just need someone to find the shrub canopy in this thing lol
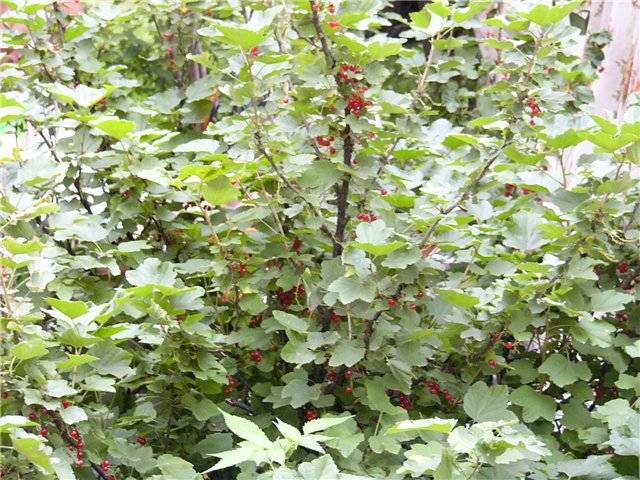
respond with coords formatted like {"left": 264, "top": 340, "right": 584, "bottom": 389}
{"left": 1, "top": 1, "right": 639, "bottom": 479}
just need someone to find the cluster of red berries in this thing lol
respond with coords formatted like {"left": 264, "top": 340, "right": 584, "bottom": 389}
{"left": 504, "top": 183, "right": 517, "bottom": 197}
{"left": 166, "top": 47, "right": 175, "bottom": 66}
{"left": 229, "top": 262, "right": 248, "bottom": 275}
{"left": 526, "top": 97, "right": 541, "bottom": 125}
{"left": 249, "top": 350, "right": 263, "bottom": 363}
{"left": 316, "top": 135, "right": 337, "bottom": 155}
{"left": 617, "top": 261, "right": 630, "bottom": 274}
{"left": 278, "top": 285, "right": 305, "bottom": 306}
{"left": 356, "top": 212, "right": 377, "bottom": 222}
{"left": 66, "top": 428, "right": 88, "bottom": 466}
{"left": 425, "top": 380, "right": 456, "bottom": 405}
{"left": 398, "top": 394, "right": 412, "bottom": 410}
{"left": 223, "top": 376, "right": 238, "bottom": 396}
{"left": 337, "top": 63, "right": 362, "bottom": 83}
{"left": 346, "top": 91, "right": 371, "bottom": 117}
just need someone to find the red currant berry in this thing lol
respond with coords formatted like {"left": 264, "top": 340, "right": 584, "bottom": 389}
{"left": 40, "top": 427, "right": 49, "bottom": 437}
{"left": 136, "top": 436, "right": 146, "bottom": 446}
{"left": 250, "top": 350, "right": 263, "bottom": 363}
{"left": 345, "top": 386, "right": 353, "bottom": 394}
{"left": 488, "top": 359, "right": 498, "bottom": 368}
{"left": 617, "top": 261, "right": 630, "bottom": 274}
{"left": 504, "top": 341, "right": 514, "bottom": 350}
{"left": 345, "top": 369, "right": 353, "bottom": 377}
{"left": 306, "top": 409, "right": 318, "bottom": 421}
{"left": 387, "top": 298, "right": 397, "bottom": 307}
{"left": 62, "top": 399, "right": 71, "bottom": 409}
{"left": 101, "top": 459, "right": 110, "bottom": 470}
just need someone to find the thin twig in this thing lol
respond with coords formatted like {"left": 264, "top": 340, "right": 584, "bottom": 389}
{"left": 254, "top": 132, "right": 339, "bottom": 246}
{"left": 309, "top": 1, "right": 335, "bottom": 68}
{"left": 30, "top": 121, "right": 93, "bottom": 214}
{"left": 414, "top": 33, "right": 440, "bottom": 105}
{"left": 419, "top": 146, "right": 506, "bottom": 247}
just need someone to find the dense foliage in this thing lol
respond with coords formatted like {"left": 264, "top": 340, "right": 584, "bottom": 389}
{"left": 1, "top": 0, "right": 639, "bottom": 479}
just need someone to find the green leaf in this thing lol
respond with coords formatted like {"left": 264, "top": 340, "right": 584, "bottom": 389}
{"left": 443, "top": 133, "right": 478, "bottom": 149}
{"left": 45, "top": 297, "right": 88, "bottom": 319}
{"left": 204, "top": 446, "right": 257, "bottom": 472}
{"left": 463, "top": 382, "right": 515, "bottom": 422}
{"left": 117, "top": 240, "right": 153, "bottom": 253}
{"left": 538, "top": 354, "right": 591, "bottom": 387}
{"left": 189, "top": 398, "right": 219, "bottom": 422}
{"left": 89, "top": 116, "right": 136, "bottom": 139}
{"left": 64, "top": 21, "right": 89, "bottom": 41}
{"left": 281, "top": 338, "right": 315, "bottom": 364}
{"left": 327, "top": 276, "right": 376, "bottom": 304}
{"left": 56, "top": 354, "right": 99, "bottom": 371}
{"left": 199, "top": 24, "right": 266, "bottom": 49}
{"left": 73, "top": 85, "right": 107, "bottom": 108}
{"left": 11, "top": 339, "right": 48, "bottom": 361}
{"left": 46, "top": 380, "right": 77, "bottom": 398}
{"left": 590, "top": 290, "right": 634, "bottom": 313}
{"left": 125, "top": 258, "right": 176, "bottom": 287}
{"left": 367, "top": 40, "right": 404, "bottom": 60}
{"left": 435, "top": 289, "right": 479, "bottom": 310}
{"left": 504, "top": 144, "right": 544, "bottom": 165}
{"left": 273, "top": 310, "right": 308, "bottom": 333}
{"left": 0, "top": 416, "right": 36, "bottom": 432}
{"left": 386, "top": 418, "right": 457, "bottom": 434}
{"left": 520, "top": 0, "right": 582, "bottom": 25}
{"left": 298, "top": 455, "right": 339, "bottom": 480}
{"left": 328, "top": 341, "right": 365, "bottom": 367}
{"left": 202, "top": 175, "right": 239, "bottom": 205}
{"left": 503, "top": 212, "right": 550, "bottom": 251}
{"left": 11, "top": 436, "right": 54, "bottom": 474}
{"left": 355, "top": 219, "right": 392, "bottom": 243}
{"left": 303, "top": 416, "right": 353, "bottom": 434}
{"left": 2, "top": 238, "right": 44, "bottom": 254}
{"left": 365, "top": 379, "right": 404, "bottom": 415}
{"left": 173, "top": 139, "right": 220, "bottom": 153}
{"left": 219, "top": 410, "right": 272, "bottom": 449}
{"left": 351, "top": 241, "right": 405, "bottom": 256}
{"left": 570, "top": 315, "right": 615, "bottom": 348}
{"left": 239, "top": 294, "right": 267, "bottom": 315}
{"left": 60, "top": 406, "right": 88, "bottom": 424}
{"left": 511, "top": 386, "right": 556, "bottom": 422}
{"left": 157, "top": 454, "right": 199, "bottom": 480}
